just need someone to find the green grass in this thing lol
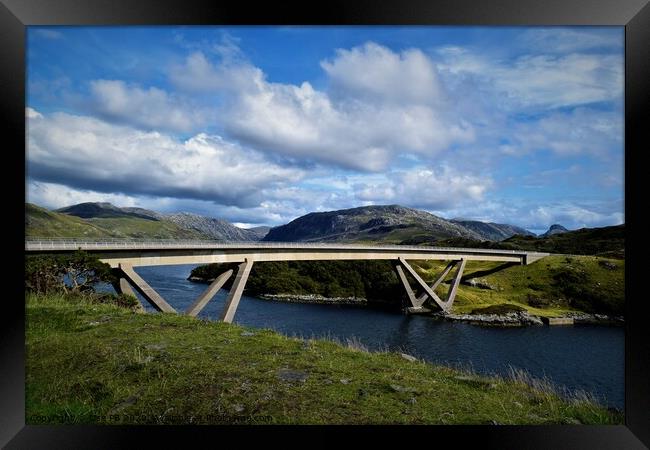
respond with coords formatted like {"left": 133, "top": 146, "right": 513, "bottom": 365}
{"left": 411, "top": 255, "right": 624, "bottom": 317}
{"left": 26, "top": 292, "right": 622, "bottom": 425}
{"left": 25, "top": 203, "right": 209, "bottom": 240}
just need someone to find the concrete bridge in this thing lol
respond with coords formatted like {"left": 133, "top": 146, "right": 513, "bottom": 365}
{"left": 25, "top": 239, "right": 549, "bottom": 323}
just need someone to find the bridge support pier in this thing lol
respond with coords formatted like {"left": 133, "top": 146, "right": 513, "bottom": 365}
{"left": 219, "top": 259, "right": 254, "bottom": 324}
{"left": 392, "top": 261, "right": 419, "bottom": 308}
{"left": 396, "top": 258, "right": 466, "bottom": 313}
{"left": 185, "top": 269, "right": 234, "bottom": 317}
{"left": 118, "top": 263, "right": 177, "bottom": 313}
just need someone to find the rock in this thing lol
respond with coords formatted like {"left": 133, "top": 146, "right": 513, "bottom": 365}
{"left": 564, "top": 418, "right": 582, "bottom": 425}
{"left": 107, "top": 395, "right": 139, "bottom": 415}
{"left": 340, "top": 378, "right": 351, "bottom": 384}
{"left": 240, "top": 331, "right": 256, "bottom": 337}
{"left": 598, "top": 260, "right": 617, "bottom": 270}
{"left": 390, "top": 384, "right": 417, "bottom": 393}
{"left": 407, "top": 397, "right": 417, "bottom": 405}
{"left": 277, "top": 369, "right": 309, "bottom": 383}
{"left": 144, "top": 343, "right": 166, "bottom": 351}
{"left": 232, "top": 404, "right": 245, "bottom": 413}
{"left": 400, "top": 353, "right": 417, "bottom": 362}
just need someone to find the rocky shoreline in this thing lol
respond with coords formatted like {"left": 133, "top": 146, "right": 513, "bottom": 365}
{"left": 431, "top": 311, "right": 624, "bottom": 327}
{"left": 258, "top": 293, "right": 368, "bottom": 305}
{"left": 188, "top": 277, "right": 623, "bottom": 327}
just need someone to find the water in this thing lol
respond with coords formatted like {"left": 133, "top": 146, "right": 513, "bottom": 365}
{"left": 106, "top": 264, "right": 624, "bottom": 410}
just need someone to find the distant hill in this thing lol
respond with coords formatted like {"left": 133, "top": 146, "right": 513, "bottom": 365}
{"left": 429, "top": 224, "right": 624, "bottom": 258}
{"left": 263, "top": 204, "right": 484, "bottom": 243}
{"left": 27, "top": 202, "right": 269, "bottom": 241}
{"left": 56, "top": 202, "right": 162, "bottom": 220}
{"left": 247, "top": 226, "right": 271, "bottom": 240}
{"left": 165, "top": 213, "right": 267, "bottom": 241}
{"left": 450, "top": 219, "right": 535, "bottom": 241}
{"left": 26, "top": 203, "right": 209, "bottom": 240}
{"left": 540, "top": 224, "right": 569, "bottom": 238}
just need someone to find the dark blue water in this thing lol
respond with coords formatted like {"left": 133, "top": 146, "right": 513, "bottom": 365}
{"left": 108, "top": 264, "right": 624, "bottom": 410}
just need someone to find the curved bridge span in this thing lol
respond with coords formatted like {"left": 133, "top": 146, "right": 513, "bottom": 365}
{"left": 25, "top": 239, "right": 549, "bottom": 322}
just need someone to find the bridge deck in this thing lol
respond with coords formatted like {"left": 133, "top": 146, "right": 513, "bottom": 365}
{"left": 25, "top": 240, "right": 549, "bottom": 267}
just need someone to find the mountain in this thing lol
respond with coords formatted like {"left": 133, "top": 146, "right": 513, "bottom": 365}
{"left": 32, "top": 202, "right": 267, "bottom": 241}
{"left": 56, "top": 202, "right": 162, "bottom": 220}
{"left": 247, "top": 226, "right": 271, "bottom": 240}
{"left": 540, "top": 224, "right": 569, "bottom": 237}
{"left": 164, "top": 213, "right": 266, "bottom": 241}
{"left": 263, "top": 204, "right": 484, "bottom": 244}
{"left": 26, "top": 203, "right": 209, "bottom": 240}
{"left": 450, "top": 219, "right": 536, "bottom": 241}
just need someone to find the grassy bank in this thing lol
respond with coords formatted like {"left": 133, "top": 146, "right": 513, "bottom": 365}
{"left": 190, "top": 255, "right": 624, "bottom": 318}
{"left": 415, "top": 255, "right": 624, "bottom": 317}
{"left": 26, "top": 292, "right": 622, "bottom": 425}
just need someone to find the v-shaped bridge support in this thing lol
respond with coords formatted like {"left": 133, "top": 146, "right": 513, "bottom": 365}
{"left": 394, "top": 257, "right": 467, "bottom": 313}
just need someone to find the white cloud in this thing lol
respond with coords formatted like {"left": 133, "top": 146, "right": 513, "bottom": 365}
{"left": 436, "top": 48, "right": 623, "bottom": 110}
{"left": 26, "top": 109, "right": 303, "bottom": 208}
{"left": 88, "top": 80, "right": 212, "bottom": 132}
{"left": 523, "top": 203, "right": 624, "bottom": 230}
{"left": 503, "top": 107, "right": 623, "bottom": 157}
{"left": 170, "top": 43, "right": 475, "bottom": 171}
{"left": 27, "top": 181, "right": 140, "bottom": 210}
{"left": 521, "top": 28, "right": 623, "bottom": 53}
{"left": 26, "top": 107, "right": 42, "bottom": 119}
{"left": 169, "top": 51, "right": 264, "bottom": 93}
{"left": 354, "top": 166, "right": 493, "bottom": 210}
{"left": 321, "top": 42, "right": 443, "bottom": 105}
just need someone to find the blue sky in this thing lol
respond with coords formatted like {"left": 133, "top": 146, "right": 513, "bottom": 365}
{"left": 25, "top": 26, "right": 624, "bottom": 233}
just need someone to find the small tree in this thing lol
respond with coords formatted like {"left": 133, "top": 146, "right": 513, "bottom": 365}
{"left": 25, "top": 250, "right": 117, "bottom": 295}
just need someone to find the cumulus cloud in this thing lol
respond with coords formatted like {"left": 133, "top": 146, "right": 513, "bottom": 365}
{"left": 27, "top": 181, "right": 141, "bottom": 210}
{"left": 88, "top": 79, "right": 212, "bottom": 133}
{"left": 321, "top": 42, "right": 444, "bottom": 105}
{"left": 26, "top": 108, "right": 303, "bottom": 208}
{"left": 170, "top": 43, "right": 475, "bottom": 171}
{"left": 354, "top": 166, "right": 493, "bottom": 210}
{"left": 169, "top": 51, "right": 264, "bottom": 93}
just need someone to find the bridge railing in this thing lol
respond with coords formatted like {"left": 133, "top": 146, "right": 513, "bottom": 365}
{"left": 24, "top": 237, "right": 539, "bottom": 255}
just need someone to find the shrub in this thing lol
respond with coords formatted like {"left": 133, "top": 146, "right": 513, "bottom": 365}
{"left": 25, "top": 251, "right": 117, "bottom": 295}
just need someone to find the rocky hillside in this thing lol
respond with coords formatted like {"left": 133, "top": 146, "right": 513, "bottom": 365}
{"left": 29, "top": 202, "right": 268, "bottom": 242}
{"left": 263, "top": 204, "right": 484, "bottom": 244}
{"left": 26, "top": 203, "right": 209, "bottom": 240}
{"left": 165, "top": 213, "right": 267, "bottom": 241}
{"left": 450, "top": 219, "right": 535, "bottom": 241}
{"left": 540, "top": 224, "right": 569, "bottom": 237}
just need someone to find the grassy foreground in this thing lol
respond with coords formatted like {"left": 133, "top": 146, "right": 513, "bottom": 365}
{"left": 26, "top": 293, "right": 621, "bottom": 425}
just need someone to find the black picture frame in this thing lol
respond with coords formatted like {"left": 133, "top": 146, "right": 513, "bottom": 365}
{"left": 2, "top": 0, "right": 648, "bottom": 447}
